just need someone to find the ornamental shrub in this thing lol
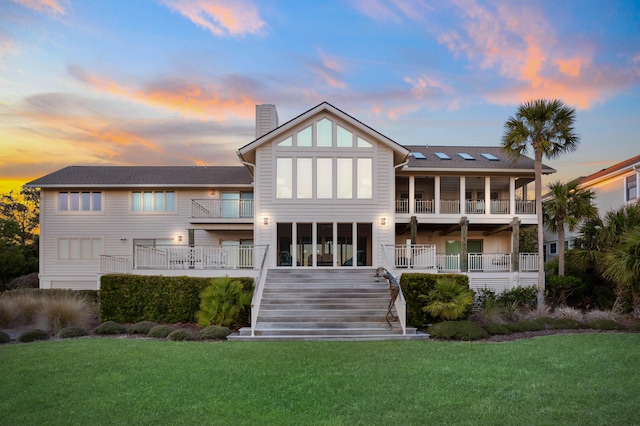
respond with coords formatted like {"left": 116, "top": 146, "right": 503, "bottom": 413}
{"left": 95, "top": 321, "right": 127, "bottom": 335}
{"left": 420, "top": 276, "right": 474, "bottom": 321}
{"left": 497, "top": 286, "right": 537, "bottom": 310}
{"left": 36, "top": 293, "right": 95, "bottom": 333}
{"left": 18, "top": 328, "right": 50, "bottom": 343}
{"left": 196, "top": 276, "right": 253, "bottom": 328}
{"left": 167, "top": 328, "right": 195, "bottom": 341}
{"left": 0, "top": 330, "right": 10, "bottom": 344}
{"left": 147, "top": 325, "right": 175, "bottom": 338}
{"left": 128, "top": 321, "right": 158, "bottom": 335}
{"left": 482, "top": 323, "right": 511, "bottom": 335}
{"left": 427, "top": 320, "right": 488, "bottom": 341}
{"left": 588, "top": 319, "right": 625, "bottom": 330}
{"left": 57, "top": 326, "right": 87, "bottom": 338}
{"left": 199, "top": 325, "right": 230, "bottom": 340}
{"left": 401, "top": 273, "right": 469, "bottom": 327}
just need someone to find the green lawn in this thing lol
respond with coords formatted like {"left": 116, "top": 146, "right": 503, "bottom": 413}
{"left": 1, "top": 334, "right": 639, "bottom": 425}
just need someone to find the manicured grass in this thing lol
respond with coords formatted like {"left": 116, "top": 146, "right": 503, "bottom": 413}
{"left": 1, "top": 334, "right": 639, "bottom": 425}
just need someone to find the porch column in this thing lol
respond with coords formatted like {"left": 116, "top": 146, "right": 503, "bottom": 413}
{"left": 510, "top": 177, "right": 516, "bottom": 215}
{"left": 434, "top": 176, "right": 441, "bottom": 214}
{"left": 460, "top": 217, "right": 469, "bottom": 272}
{"left": 485, "top": 177, "right": 491, "bottom": 215}
{"left": 460, "top": 177, "right": 466, "bottom": 215}
{"left": 409, "top": 176, "right": 415, "bottom": 214}
{"left": 292, "top": 222, "right": 298, "bottom": 267}
{"left": 511, "top": 217, "right": 520, "bottom": 272}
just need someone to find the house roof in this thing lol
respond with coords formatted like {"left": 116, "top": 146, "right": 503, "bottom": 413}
{"left": 403, "top": 145, "right": 555, "bottom": 174}
{"left": 237, "top": 102, "right": 410, "bottom": 166}
{"left": 576, "top": 155, "right": 640, "bottom": 187}
{"left": 25, "top": 166, "right": 253, "bottom": 188}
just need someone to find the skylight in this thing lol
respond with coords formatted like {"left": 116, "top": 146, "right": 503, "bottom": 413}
{"left": 481, "top": 153, "right": 500, "bottom": 161}
{"left": 411, "top": 152, "right": 426, "bottom": 159}
{"left": 458, "top": 153, "right": 475, "bottom": 160}
{"left": 434, "top": 152, "right": 451, "bottom": 160}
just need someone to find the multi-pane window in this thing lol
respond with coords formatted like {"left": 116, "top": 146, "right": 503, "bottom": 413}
{"left": 275, "top": 118, "right": 373, "bottom": 149}
{"left": 550, "top": 243, "right": 557, "bottom": 255}
{"left": 59, "top": 192, "right": 102, "bottom": 212}
{"left": 58, "top": 238, "right": 101, "bottom": 260}
{"left": 626, "top": 175, "right": 637, "bottom": 201}
{"left": 132, "top": 191, "right": 175, "bottom": 211}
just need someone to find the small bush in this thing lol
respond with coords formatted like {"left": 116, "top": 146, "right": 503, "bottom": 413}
{"left": 588, "top": 319, "right": 625, "bottom": 330}
{"left": 583, "top": 309, "right": 619, "bottom": 322}
{"left": 420, "top": 277, "right": 474, "bottom": 321}
{"left": 503, "top": 321, "right": 545, "bottom": 332}
{"left": 199, "top": 325, "right": 230, "bottom": 340}
{"left": 6, "top": 272, "right": 39, "bottom": 290}
{"left": 0, "top": 298, "right": 19, "bottom": 327}
{"left": 0, "top": 331, "right": 10, "bottom": 344}
{"left": 482, "top": 323, "right": 511, "bottom": 335}
{"left": 128, "top": 321, "right": 158, "bottom": 335}
{"left": 631, "top": 323, "right": 640, "bottom": 332}
{"left": 36, "top": 294, "right": 95, "bottom": 333}
{"left": 147, "top": 325, "right": 175, "bottom": 338}
{"left": 196, "top": 276, "right": 253, "bottom": 328}
{"left": 428, "top": 320, "right": 489, "bottom": 341}
{"left": 167, "top": 328, "right": 195, "bottom": 341}
{"left": 551, "top": 318, "right": 587, "bottom": 330}
{"left": 95, "top": 321, "right": 127, "bottom": 335}
{"left": 552, "top": 306, "right": 584, "bottom": 321}
{"left": 18, "top": 329, "right": 50, "bottom": 343}
{"left": 57, "top": 326, "right": 87, "bottom": 338}
{"left": 497, "top": 286, "right": 537, "bottom": 310}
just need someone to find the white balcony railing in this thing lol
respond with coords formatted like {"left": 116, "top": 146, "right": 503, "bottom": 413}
{"left": 385, "top": 244, "right": 437, "bottom": 269}
{"left": 100, "top": 255, "right": 132, "bottom": 274}
{"left": 436, "top": 254, "right": 460, "bottom": 271}
{"left": 393, "top": 198, "right": 536, "bottom": 215}
{"left": 519, "top": 253, "right": 539, "bottom": 271}
{"left": 191, "top": 199, "right": 254, "bottom": 219}
{"left": 131, "top": 245, "right": 265, "bottom": 270}
{"left": 468, "top": 253, "right": 511, "bottom": 272}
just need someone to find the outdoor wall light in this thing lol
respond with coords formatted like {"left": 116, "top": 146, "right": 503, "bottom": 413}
{"left": 178, "top": 235, "right": 183, "bottom": 242}
{"left": 263, "top": 217, "right": 270, "bottom": 225}
{"left": 120, "top": 238, "right": 128, "bottom": 242}
{"left": 380, "top": 217, "right": 387, "bottom": 226}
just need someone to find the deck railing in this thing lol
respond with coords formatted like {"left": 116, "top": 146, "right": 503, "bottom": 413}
{"left": 191, "top": 199, "right": 254, "bottom": 219}
{"left": 436, "top": 254, "right": 460, "bottom": 272}
{"left": 393, "top": 198, "right": 537, "bottom": 215}
{"left": 468, "top": 253, "right": 511, "bottom": 272}
{"left": 100, "top": 255, "right": 132, "bottom": 274}
{"left": 385, "top": 244, "right": 437, "bottom": 269}
{"left": 133, "top": 245, "right": 265, "bottom": 270}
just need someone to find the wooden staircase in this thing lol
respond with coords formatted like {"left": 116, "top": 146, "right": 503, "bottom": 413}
{"left": 230, "top": 268, "right": 429, "bottom": 341}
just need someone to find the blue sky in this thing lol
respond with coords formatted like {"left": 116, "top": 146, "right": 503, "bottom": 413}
{"left": 1, "top": 0, "right": 639, "bottom": 193}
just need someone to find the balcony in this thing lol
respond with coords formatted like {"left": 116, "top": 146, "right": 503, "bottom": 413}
{"left": 395, "top": 198, "right": 536, "bottom": 215}
{"left": 190, "top": 199, "right": 254, "bottom": 221}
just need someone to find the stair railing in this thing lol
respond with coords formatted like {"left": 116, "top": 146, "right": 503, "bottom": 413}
{"left": 377, "top": 250, "right": 407, "bottom": 335}
{"left": 250, "top": 244, "right": 270, "bottom": 337}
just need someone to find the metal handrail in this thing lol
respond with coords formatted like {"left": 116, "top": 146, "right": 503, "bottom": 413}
{"left": 250, "top": 244, "right": 270, "bottom": 337}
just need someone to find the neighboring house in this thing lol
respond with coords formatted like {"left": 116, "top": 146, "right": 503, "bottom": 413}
{"left": 543, "top": 155, "right": 640, "bottom": 261}
{"left": 27, "top": 102, "right": 553, "bottom": 294}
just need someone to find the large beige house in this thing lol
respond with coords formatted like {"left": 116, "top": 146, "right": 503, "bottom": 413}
{"left": 27, "top": 102, "right": 555, "bottom": 337}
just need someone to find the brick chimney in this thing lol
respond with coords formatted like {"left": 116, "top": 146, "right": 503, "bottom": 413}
{"left": 255, "top": 104, "right": 278, "bottom": 139}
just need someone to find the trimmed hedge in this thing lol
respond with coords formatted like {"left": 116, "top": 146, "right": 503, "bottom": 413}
{"left": 400, "top": 273, "right": 469, "bottom": 328}
{"left": 428, "top": 320, "right": 489, "bottom": 341}
{"left": 99, "top": 274, "right": 254, "bottom": 324}
{"left": 199, "top": 325, "right": 230, "bottom": 340}
{"left": 0, "top": 331, "right": 10, "bottom": 344}
{"left": 18, "top": 329, "right": 50, "bottom": 343}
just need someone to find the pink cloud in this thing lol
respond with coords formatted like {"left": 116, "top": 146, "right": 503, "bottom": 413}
{"left": 68, "top": 65, "right": 259, "bottom": 120}
{"left": 11, "top": 0, "right": 65, "bottom": 15}
{"left": 161, "top": 0, "right": 266, "bottom": 37}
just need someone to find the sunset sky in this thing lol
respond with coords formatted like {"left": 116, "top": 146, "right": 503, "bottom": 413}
{"left": 1, "top": 0, "right": 639, "bottom": 194}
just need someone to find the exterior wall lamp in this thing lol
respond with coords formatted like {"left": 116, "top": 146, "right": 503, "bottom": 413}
{"left": 263, "top": 217, "right": 270, "bottom": 225}
{"left": 380, "top": 217, "right": 387, "bottom": 226}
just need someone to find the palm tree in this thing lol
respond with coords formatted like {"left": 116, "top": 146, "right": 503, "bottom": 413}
{"left": 601, "top": 229, "right": 640, "bottom": 315}
{"left": 502, "top": 99, "right": 579, "bottom": 309}
{"left": 543, "top": 180, "right": 597, "bottom": 276}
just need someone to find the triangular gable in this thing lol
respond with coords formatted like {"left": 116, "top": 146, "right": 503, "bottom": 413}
{"left": 237, "top": 102, "right": 410, "bottom": 166}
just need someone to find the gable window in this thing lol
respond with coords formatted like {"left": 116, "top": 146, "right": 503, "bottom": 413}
{"left": 276, "top": 158, "right": 293, "bottom": 199}
{"left": 59, "top": 192, "right": 102, "bottom": 212}
{"left": 626, "top": 175, "right": 637, "bottom": 201}
{"left": 132, "top": 191, "right": 175, "bottom": 212}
